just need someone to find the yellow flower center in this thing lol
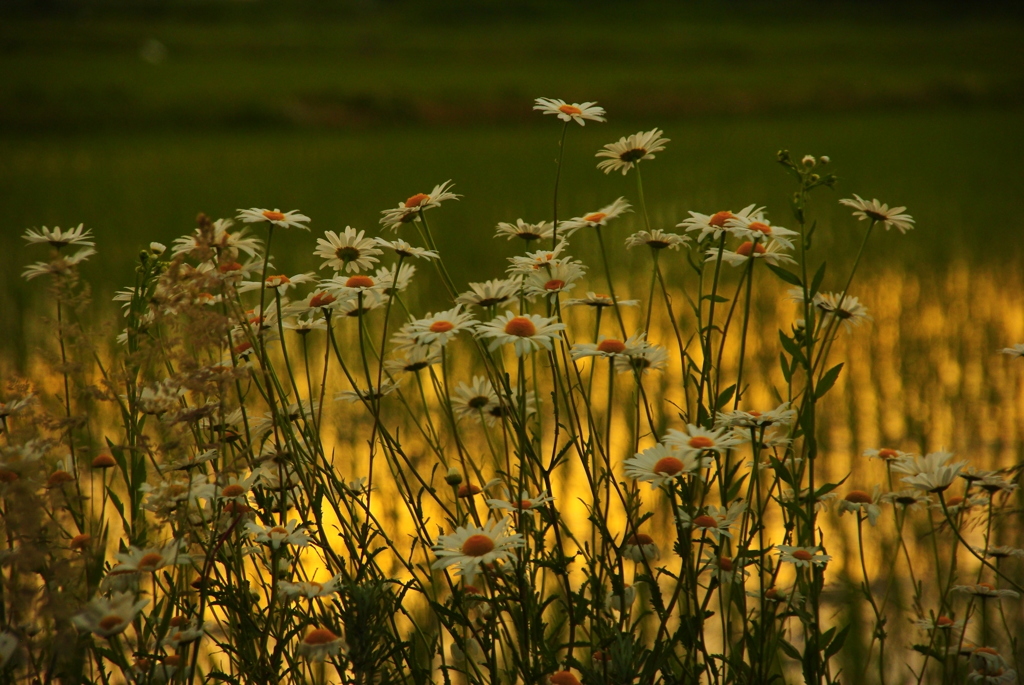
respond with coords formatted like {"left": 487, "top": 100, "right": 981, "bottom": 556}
{"left": 558, "top": 104, "right": 582, "bottom": 116}
{"left": 345, "top": 275, "right": 374, "bottom": 288}
{"left": 304, "top": 628, "right": 339, "bottom": 645}
{"left": 461, "top": 534, "right": 495, "bottom": 557}
{"left": 429, "top": 321, "right": 455, "bottom": 333}
{"left": 583, "top": 212, "right": 607, "bottom": 224}
{"left": 504, "top": 317, "right": 537, "bottom": 337}
{"left": 262, "top": 210, "right": 286, "bottom": 221}
{"left": 653, "top": 456, "right": 685, "bottom": 476}
{"left": 405, "top": 193, "right": 431, "bottom": 208}
{"left": 596, "top": 339, "right": 626, "bottom": 354}
{"left": 688, "top": 436, "right": 715, "bottom": 449}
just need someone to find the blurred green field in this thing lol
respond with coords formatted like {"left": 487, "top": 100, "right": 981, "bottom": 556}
{"left": 3, "top": 4, "right": 1024, "bottom": 366}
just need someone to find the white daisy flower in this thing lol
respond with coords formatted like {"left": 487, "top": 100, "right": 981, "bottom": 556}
{"left": 451, "top": 376, "right": 499, "bottom": 420}
{"left": 563, "top": 291, "right": 641, "bottom": 309}
{"left": 278, "top": 575, "right": 344, "bottom": 600}
{"left": 596, "top": 128, "right": 669, "bottom": 175}
{"left": 379, "top": 180, "right": 460, "bottom": 232}
{"left": 624, "top": 229, "right": 689, "bottom": 250}
{"left": 913, "top": 615, "right": 965, "bottom": 633}
{"left": 612, "top": 340, "right": 669, "bottom": 375}
{"left": 23, "top": 224, "right": 94, "bottom": 248}
{"left": 494, "top": 219, "right": 554, "bottom": 242}
{"left": 384, "top": 346, "right": 442, "bottom": 376}
{"left": 837, "top": 487, "right": 884, "bottom": 526}
{"left": 775, "top": 545, "right": 831, "bottom": 567}
{"left": 791, "top": 289, "right": 872, "bottom": 331}
{"left": 621, "top": 532, "right": 660, "bottom": 562}
{"left": 297, "top": 628, "right": 347, "bottom": 662}
{"left": 408, "top": 305, "right": 478, "bottom": 347}
{"left": 314, "top": 227, "right": 382, "bottom": 273}
{"left": 663, "top": 424, "right": 742, "bottom": 456}
{"left": 839, "top": 194, "right": 914, "bottom": 233}
{"left": 677, "top": 501, "right": 746, "bottom": 541}
{"left": 560, "top": 198, "right": 632, "bottom": 236}
{"left": 375, "top": 262, "right": 417, "bottom": 295}
{"left": 524, "top": 261, "right": 586, "bottom": 298}
{"left": 486, "top": 490, "right": 554, "bottom": 513}
{"left": 236, "top": 208, "right": 311, "bottom": 231}
{"left": 533, "top": 97, "right": 606, "bottom": 126}
{"left": 171, "top": 219, "right": 263, "bottom": 259}
{"left": 952, "top": 584, "right": 1021, "bottom": 600}
{"left": 999, "top": 344, "right": 1024, "bottom": 358}
{"left": 245, "top": 520, "right": 313, "bottom": 549}
{"left": 72, "top": 592, "right": 149, "bottom": 638}
{"left": 506, "top": 241, "right": 573, "bottom": 274}
{"left": 570, "top": 333, "right": 645, "bottom": 361}
{"left": 892, "top": 451, "right": 967, "bottom": 493}
{"left": 863, "top": 447, "right": 913, "bottom": 462}
{"left": 716, "top": 402, "right": 796, "bottom": 429}
{"left": 22, "top": 247, "right": 96, "bottom": 280}
{"left": 880, "top": 489, "right": 930, "bottom": 510}
{"left": 431, "top": 517, "right": 525, "bottom": 578}
{"left": 319, "top": 273, "right": 386, "bottom": 300}
{"left": 373, "top": 237, "right": 439, "bottom": 260}
{"left": 625, "top": 444, "right": 707, "bottom": 489}
{"left": 726, "top": 215, "right": 800, "bottom": 250}
{"left": 108, "top": 539, "right": 192, "bottom": 576}
{"left": 475, "top": 312, "right": 566, "bottom": 357}
{"left": 678, "top": 205, "right": 763, "bottom": 242}
{"left": 706, "top": 239, "right": 795, "bottom": 267}
{"left": 335, "top": 380, "right": 399, "bottom": 403}
{"left": 238, "top": 272, "right": 316, "bottom": 295}
{"left": 456, "top": 278, "right": 521, "bottom": 309}
{"left": 160, "top": 619, "right": 205, "bottom": 648}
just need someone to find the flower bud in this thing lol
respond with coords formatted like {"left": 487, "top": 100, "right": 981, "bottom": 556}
{"left": 819, "top": 155, "right": 830, "bottom": 164}
{"left": 801, "top": 155, "right": 816, "bottom": 167}
{"left": 150, "top": 242, "right": 167, "bottom": 256}
{"left": 445, "top": 468, "right": 463, "bottom": 486}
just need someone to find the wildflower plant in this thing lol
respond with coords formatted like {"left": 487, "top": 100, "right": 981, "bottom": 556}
{"left": 1, "top": 100, "right": 1021, "bottom": 685}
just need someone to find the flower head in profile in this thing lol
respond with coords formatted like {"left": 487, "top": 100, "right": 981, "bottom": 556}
{"left": 596, "top": 128, "right": 669, "bottom": 175}
{"left": 245, "top": 520, "right": 312, "bottom": 549}
{"left": 664, "top": 424, "right": 742, "bottom": 456}
{"left": 790, "top": 289, "right": 872, "bottom": 331}
{"left": 456, "top": 278, "right": 520, "bottom": 309}
{"left": 432, "top": 517, "right": 524, "bottom": 578}
{"left": 677, "top": 501, "right": 746, "bottom": 540}
{"left": 475, "top": 312, "right": 566, "bottom": 357}
{"left": 23, "top": 224, "right": 94, "bottom": 249}
{"left": 297, "top": 627, "right": 347, "bottom": 662}
{"left": 613, "top": 339, "right": 669, "bottom": 375}
{"left": 678, "top": 205, "right": 763, "bottom": 242}
{"left": 561, "top": 198, "right": 632, "bottom": 236}
{"left": 726, "top": 215, "right": 800, "bottom": 250}
{"left": 571, "top": 332, "right": 645, "bottom": 361}
{"left": 486, "top": 489, "right": 554, "bottom": 514}
{"left": 380, "top": 180, "right": 460, "bottom": 232}
{"left": 999, "top": 344, "right": 1024, "bottom": 358}
{"left": 839, "top": 195, "right": 914, "bottom": 233}
{"left": 533, "top": 98, "right": 606, "bottom": 126}
{"left": 384, "top": 345, "right": 442, "bottom": 376}
{"left": 775, "top": 545, "right": 831, "bottom": 568}
{"left": 564, "top": 291, "right": 641, "bottom": 309}
{"left": 625, "top": 229, "right": 689, "bottom": 251}
{"left": 621, "top": 532, "right": 660, "bottom": 562}
{"left": 108, "top": 539, "right": 192, "bottom": 576}
{"left": 278, "top": 574, "right": 344, "bottom": 600}
{"left": 22, "top": 248, "right": 96, "bottom": 280}
{"left": 495, "top": 219, "right": 554, "bottom": 243}
{"left": 524, "top": 261, "right": 586, "bottom": 298}
{"left": 891, "top": 451, "right": 967, "bottom": 493}
{"left": 717, "top": 403, "right": 797, "bottom": 429}
{"left": 373, "top": 237, "right": 439, "bottom": 260}
{"left": 236, "top": 208, "right": 311, "bottom": 231}
{"left": 952, "top": 583, "right": 1021, "bottom": 601}
{"left": 314, "top": 227, "right": 382, "bottom": 273}
{"left": 707, "top": 240, "right": 795, "bottom": 267}
{"left": 837, "top": 486, "right": 884, "bottom": 526}
{"left": 625, "top": 443, "right": 707, "bottom": 489}
{"left": 72, "top": 592, "right": 149, "bottom": 638}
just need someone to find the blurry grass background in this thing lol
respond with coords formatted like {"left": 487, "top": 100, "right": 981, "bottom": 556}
{"left": 2, "top": 0, "right": 1024, "bottom": 365}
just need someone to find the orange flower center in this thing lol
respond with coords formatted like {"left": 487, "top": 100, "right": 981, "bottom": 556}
{"left": 262, "top": 210, "right": 286, "bottom": 221}
{"left": 265, "top": 275, "right": 290, "bottom": 288}
{"left": 688, "top": 436, "right": 715, "bottom": 449}
{"left": 550, "top": 671, "right": 582, "bottom": 685}
{"left": 163, "top": 655, "right": 182, "bottom": 667}
{"left": 692, "top": 515, "right": 717, "bottom": 528}
{"left": 765, "top": 588, "right": 780, "bottom": 600}
{"left": 718, "top": 557, "right": 734, "bottom": 571}
{"left": 747, "top": 221, "right": 772, "bottom": 234}
{"left": 457, "top": 484, "right": 481, "bottom": 498}
{"left": 461, "top": 534, "right": 496, "bottom": 557}
{"left": 429, "top": 321, "right": 455, "bottom": 333}
{"left": 47, "top": 471, "right": 74, "bottom": 487}
{"left": 558, "top": 104, "right": 583, "bottom": 116}
{"left": 71, "top": 533, "right": 92, "bottom": 549}
{"left": 304, "top": 628, "right": 339, "bottom": 645}
{"left": 584, "top": 212, "right": 607, "bottom": 224}
{"left": 0, "top": 470, "right": 18, "bottom": 483}
{"left": 99, "top": 615, "right": 125, "bottom": 632}
{"left": 219, "top": 261, "right": 242, "bottom": 273}
{"left": 936, "top": 616, "right": 955, "bottom": 627}
{"left": 978, "top": 582, "right": 995, "bottom": 591}
{"left": 405, "top": 193, "right": 431, "bottom": 208}
{"left": 516, "top": 499, "right": 534, "bottom": 509}
{"left": 346, "top": 275, "right": 374, "bottom": 288}
{"left": 792, "top": 550, "right": 813, "bottom": 561}
{"left": 626, "top": 533, "right": 654, "bottom": 546}
{"left": 92, "top": 453, "right": 117, "bottom": 468}
{"left": 544, "top": 279, "right": 566, "bottom": 291}
{"left": 221, "top": 484, "right": 245, "bottom": 497}
{"left": 844, "top": 490, "right": 872, "bottom": 504}
{"left": 224, "top": 501, "right": 252, "bottom": 514}
{"left": 974, "top": 646, "right": 999, "bottom": 655}
{"left": 597, "top": 339, "right": 626, "bottom": 354}
{"left": 310, "top": 292, "right": 336, "bottom": 308}
{"left": 736, "top": 241, "right": 766, "bottom": 257}
{"left": 708, "top": 211, "right": 733, "bottom": 227}
{"left": 653, "top": 456, "right": 685, "bottom": 476}
{"left": 504, "top": 316, "right": 537, "bottom": 337}
{"left": 138, "top": 553, "right": 165, "bottom": 570}
{"left": 170, "top": 616, "right": 187, "bottom": 628}
{"left": 877, "top": 448, "right": 899, "bottom": 459}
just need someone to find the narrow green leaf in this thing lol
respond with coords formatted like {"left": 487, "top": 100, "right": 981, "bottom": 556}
{"left": 766, "top": 263, "right": 802, "bottom": 286}
{"left": 815, "top": 362, "right": 844, "bottom": 399}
